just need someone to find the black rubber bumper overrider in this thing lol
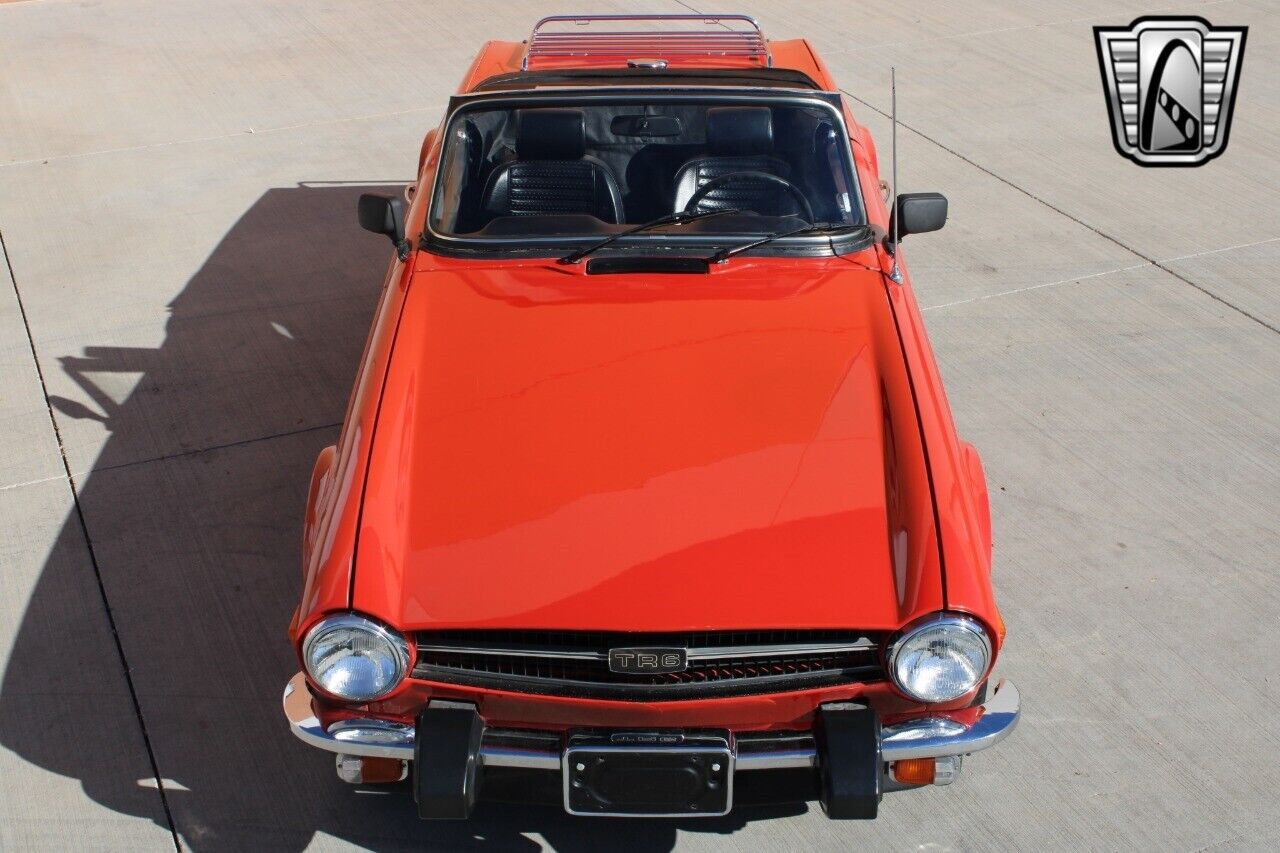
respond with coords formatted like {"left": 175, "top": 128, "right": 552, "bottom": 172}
{"left": 817, "top": 702, "right": 882, "bottom": 819}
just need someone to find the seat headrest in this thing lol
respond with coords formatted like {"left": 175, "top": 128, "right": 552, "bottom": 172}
{"left": 706, "top": 107, "right": 774, "bottom": 156}
{"left": 516, "top": 109, "right": 586, "bottom": 160}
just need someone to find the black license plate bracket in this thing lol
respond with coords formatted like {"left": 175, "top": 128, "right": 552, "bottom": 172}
{"left": 563, "top": 742, "right": 733, "bottom": 817}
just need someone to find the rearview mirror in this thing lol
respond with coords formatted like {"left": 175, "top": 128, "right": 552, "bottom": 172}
{"left": 358, "top": 193, "right": 406, "bottom": 244}
{"left": 887, "top": 192, "right": 947, "bottom": 242}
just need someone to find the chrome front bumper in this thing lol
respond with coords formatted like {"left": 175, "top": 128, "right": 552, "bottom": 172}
{"left": 283, "top": 673, "right": 1020, "bottom": 770}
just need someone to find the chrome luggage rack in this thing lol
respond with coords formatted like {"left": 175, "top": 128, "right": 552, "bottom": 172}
{"left": 523, "top": 13, "right": 772, "bottom": 70}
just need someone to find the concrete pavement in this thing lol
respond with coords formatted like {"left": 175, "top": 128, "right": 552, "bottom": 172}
{"left": 0, "top": 1, "right": 1276, "bottom": 849}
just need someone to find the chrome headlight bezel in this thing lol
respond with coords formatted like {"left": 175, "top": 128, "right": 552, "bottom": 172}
{"left": 301, "top": 613, "right": 411, "bottom": 703}
{"left": 887, "top": 613, "right": 992, "bottom": 704}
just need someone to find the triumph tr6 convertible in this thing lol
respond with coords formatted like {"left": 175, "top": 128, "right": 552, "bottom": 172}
{"left": 284, "top": 13, "right": 1019, "bottom": 820}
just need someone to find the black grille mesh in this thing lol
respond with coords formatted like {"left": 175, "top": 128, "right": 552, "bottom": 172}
{"left": 413, "top": 629, "right": 885, "bottom": 700}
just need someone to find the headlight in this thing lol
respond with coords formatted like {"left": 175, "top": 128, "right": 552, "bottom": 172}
{"left": 302, "top": 613, "right": 410, "bottom": 702}
{"left": 888, "top": 614, "right": 991, "bottom": 703}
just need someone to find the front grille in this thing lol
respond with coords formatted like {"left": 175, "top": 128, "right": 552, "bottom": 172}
{"left": 413, "top": 629, "right": 885, "bottom": 701}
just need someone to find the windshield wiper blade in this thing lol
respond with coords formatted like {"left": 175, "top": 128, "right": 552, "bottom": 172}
{"left": 558, "top": 208, "right": 741, "bottom": 265}
{"left": 706, "top": 222, "right": 840, "bottom": 265}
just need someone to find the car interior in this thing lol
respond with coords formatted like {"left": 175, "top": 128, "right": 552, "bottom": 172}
{"left": 430, "top": 102, "right": 861, "bottom": 237}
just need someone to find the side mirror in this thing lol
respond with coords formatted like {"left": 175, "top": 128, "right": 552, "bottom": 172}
{"left": 358, "top": 193, "right": 406, "bottom": 245}
{"left": 887, "top": 192, "right": 947, "bottom": 242}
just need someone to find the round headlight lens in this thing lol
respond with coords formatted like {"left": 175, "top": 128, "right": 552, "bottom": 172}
{"left": 888, "top": 614, "right": 991, "bottom": 703}
{"left": 302, "top": 614, "right": 410, "bottom": 702}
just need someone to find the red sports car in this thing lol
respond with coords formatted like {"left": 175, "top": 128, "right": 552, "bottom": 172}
{"left": 284, "top": 13, "right": 1019, "bottom": 820}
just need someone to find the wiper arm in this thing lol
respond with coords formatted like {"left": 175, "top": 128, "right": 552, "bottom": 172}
{"left": 706, "top": 222, "right": 839, "bottom": 265}
{"left": 558, "top": 208, "right": 741, "bottom": 265}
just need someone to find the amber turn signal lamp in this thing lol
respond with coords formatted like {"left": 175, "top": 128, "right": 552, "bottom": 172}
{"left": 892, "top": 758, "right": 936, "bottom": 785}
{"left": 358, "top": 757, "right": 407, "bottom": 784}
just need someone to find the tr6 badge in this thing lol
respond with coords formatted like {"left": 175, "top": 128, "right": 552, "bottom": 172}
{"left": 608, "top": 647, "right": 688, "bottom": 674}
{"left": 1094, "top": 17, "right": 1247, "bottom": 166}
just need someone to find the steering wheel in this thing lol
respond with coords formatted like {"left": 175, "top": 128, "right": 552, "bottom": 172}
{"left": 682, "top": 170, "right": 814, "bottom": 222}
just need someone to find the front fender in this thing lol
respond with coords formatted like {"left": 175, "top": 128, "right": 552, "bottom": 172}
{"left": 303, "top": 444, "right": 337, "bottom": 559}
{"left": 960, "top": 441, "right": 992, "bottom": 566}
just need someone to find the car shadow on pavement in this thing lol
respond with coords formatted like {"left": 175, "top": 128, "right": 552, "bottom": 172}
{"left": 0, "top": 183, "right": 808, "bottom": 851}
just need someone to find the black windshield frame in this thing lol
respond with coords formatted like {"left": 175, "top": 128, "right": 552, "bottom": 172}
{"left": 420, "top": 89, "right": 870, "bottom": 260}
{"left": 471, "top": 68, "right": 823, "bottom": 91}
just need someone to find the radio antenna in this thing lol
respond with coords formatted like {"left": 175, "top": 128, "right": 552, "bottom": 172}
{"left": 889, "top": 66, "right": 903, "bottom": 284}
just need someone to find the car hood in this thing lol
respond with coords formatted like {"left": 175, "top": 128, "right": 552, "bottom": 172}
{"left": 352, "top": 258, "right": 943, "bottom": 631}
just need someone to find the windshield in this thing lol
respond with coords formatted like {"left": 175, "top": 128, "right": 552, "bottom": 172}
{"left": 429, "top": 98, "right": 864, "bottom": 247}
